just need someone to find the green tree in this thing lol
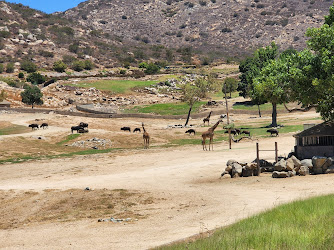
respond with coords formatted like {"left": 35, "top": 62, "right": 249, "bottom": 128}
{"left": 26, "top": 72, "right": 46, "bottom": 85}
{"left": 21, "top": 85, "right": 43, "bottom": 108}
{"left": 53, "top": 60, "right": 67, "bottom": 72}
{"left": 20, "top": 61, "right": 37, "bottom": 73}
{"left": 144, "top": 63, "right": 160, "bottom": 74}
{"left": 224, "top": 77, "right": 238, "bottom": 98}
{"left": 181, "top": 75, "right": 217, "bottom": 126}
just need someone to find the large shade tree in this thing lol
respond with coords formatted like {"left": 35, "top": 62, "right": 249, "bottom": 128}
{"left": 21, "top": 85, "right": 43, "bottom": 109}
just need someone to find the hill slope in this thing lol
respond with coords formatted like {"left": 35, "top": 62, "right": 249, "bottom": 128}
{"left": 61, "top": 0, "right": 333, "bottom": 58}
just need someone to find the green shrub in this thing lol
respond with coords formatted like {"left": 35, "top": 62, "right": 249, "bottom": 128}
{"left": 6, "top": 62, "right": 14, "bottom": 73}
{"left": 38, "top": 50, "right": 54, "bottom": 58}
{"left": 20, "top": 61, "right": 37, "bottom": 73}
{"left": 119, "top": 69, "right": 126, "bottom": 74}
{"left": 139, "top": 62, "right": 148, "bottom": 68}
{"left": 144, "top": 63, "right": 160, "bottom": 74}
{"left": 62, "top": 55, "right": 76, "bottom": 65}
{"left": 83, "top": 60, "right": 94, "bottom": 70}
{"left": 26, "top": 72, "right": 46, "bottom": 85}
{"left": 0, "top": 63, "right": 3, "bottom": 73}
{"left": 0, "top": 31, "right": 10, "bottom": 38}
{"left": 199, "top": 0, "right": 207, "bottom": 6}
{"left": 69, "top": 43, "right": 80, "bottom": 53}
{"left": 222, "top": 27, "right": 232, "bottom": 33}
{"left": 53, "top": 60, "right": 67, "bottom": 72}
{"left": 18, "top": 72, "right": 24, "bottom": 78}
{"left": 72, "top": 60, "right": 85, "bottom": 72}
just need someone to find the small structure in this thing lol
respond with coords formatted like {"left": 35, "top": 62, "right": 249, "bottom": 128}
{"left": 0, "top": 100, "right": 10, "bottom": 107}
{"left": 294, "top": 121, "right": 334, "bottom": 159}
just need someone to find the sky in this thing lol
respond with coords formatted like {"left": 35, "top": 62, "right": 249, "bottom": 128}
{"left": 5, "top": 0, "right": 86, "bottom": 13}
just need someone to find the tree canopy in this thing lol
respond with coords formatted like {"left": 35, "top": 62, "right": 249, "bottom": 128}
{"left": 21, "top": 85, "right": 43, "bottom": 108}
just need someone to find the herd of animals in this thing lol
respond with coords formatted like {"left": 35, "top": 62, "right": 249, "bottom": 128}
{"left": 27, "top": 112, "right": 279, "bottom": 150}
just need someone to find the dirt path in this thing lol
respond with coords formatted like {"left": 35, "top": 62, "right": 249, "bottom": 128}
{"left": 1, "top": 129, "right": 334, "bottom": 249}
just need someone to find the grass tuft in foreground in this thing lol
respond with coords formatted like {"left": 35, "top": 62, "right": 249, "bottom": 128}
{"left": 157, "top": 195, "right": 334, "bottom": 250}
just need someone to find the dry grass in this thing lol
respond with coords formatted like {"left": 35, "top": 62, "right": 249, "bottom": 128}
{"left": 0, "top": 189, "right": 155, "bottom": 229}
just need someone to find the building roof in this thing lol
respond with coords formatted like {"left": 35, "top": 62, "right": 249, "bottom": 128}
{"left": 294, "top": 121, "right": 334, "bottom": 137}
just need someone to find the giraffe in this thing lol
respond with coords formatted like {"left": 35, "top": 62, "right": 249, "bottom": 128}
{"left": 203, "top": 111, "right": 212, "bottom": 126}
{"left": 142, "top": 123, "right": 150, "bottom": 149}
{"left": 201, "top": 119, "right": 222, "bottom": 151}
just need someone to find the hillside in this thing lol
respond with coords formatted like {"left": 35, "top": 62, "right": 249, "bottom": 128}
{"left": 61, "top": 0, "right": 333, "bottom": 59}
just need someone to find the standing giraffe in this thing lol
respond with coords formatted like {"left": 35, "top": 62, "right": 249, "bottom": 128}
{"left": 203, "top": 111, "right": 212, "bottom": 126}
{"left": 142, "top": 123, "right": 150, "bottom": 149}
{"left": 202, "top": 119, "right": 223, "bottom": 151}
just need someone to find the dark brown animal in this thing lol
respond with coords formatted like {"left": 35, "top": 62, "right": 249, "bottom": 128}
{"left": 133, "top": 127, "right": 141, "bottom": 133}
{"left": 121, "top": 127, "right": 131, "bottom": 132}
{"left": 79, "top": 122, "right": 88, "bottom": 128}
{"left": 71, "top": 125, "right": 83, "bottom": 133}
{"left": 241, "top": 130, "right": 251, "bottom": 136}
{"left": 28, "top": 124, "right": 39, "bottom": 130}
{"left": 203, "top": 111, "right": 212, "bottom": 126}
{"left": 142, "top": 123, "right": 150, "bottom": 149}
{"left": 40, "top": 123, "right": 48, "bottom": 129}
{"left": 267, "top": 128, "right": 279, "bottom": 136}
{"left": 185, "top": 129, "right": 196, "bottom": 135}
{"left": 202, "top": 120, "right": 222, "bottom": 151}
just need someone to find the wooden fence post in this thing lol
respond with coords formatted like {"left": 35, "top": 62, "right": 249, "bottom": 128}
{"left": 256, "top": 142, "right": 260, "bottom": 176}
{"left": 275, "top": 142, "right": 278, "bottom": 162}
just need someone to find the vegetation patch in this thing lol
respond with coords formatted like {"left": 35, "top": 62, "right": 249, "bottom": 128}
{"left": 0, "top": 123, "right": 30, "bottom": 135}
{"left": 123, "top": 102, "right": 206, "bottom": 116}
{"left": 157, "top": 195, "right": 334, "bottom": 249}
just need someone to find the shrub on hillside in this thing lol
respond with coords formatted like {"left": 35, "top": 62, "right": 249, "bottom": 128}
{"left": 84, "top": 60, "right": 94, "bottom": 70}
{"left": 39, "top": 50, "right": 54, "bottom": 58}
{"left": 26, "top": 72, "right": 46, "bottom": 85}
{"left": 6, "top": 62, "right": 14, "bottom": 73}
{"left": 0, "top": 63, "right": 3, "bottom": 73}
{"left": 20, "top": 61, "right": 37, "bottom": 73}
{"left": 144, "top": 63, "right": 160, "bottom": 74}
{"left": 18, "top": 72, "right": 24, "bottom": 78}
{"left": 53, "top": 60, "right": 67, "bottom": 72}
{"left": 72, "top": 60, "right": 85, "bottom": 72}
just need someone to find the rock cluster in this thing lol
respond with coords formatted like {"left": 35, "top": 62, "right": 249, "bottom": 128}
{"left": 221, "top": 159, "right": 259, "bottom": 178}
{"left": 272, "top": 156, "right": 334, "bottom": 178}
{"left": 68, "top": 137, "right": 112, "bottom": 149}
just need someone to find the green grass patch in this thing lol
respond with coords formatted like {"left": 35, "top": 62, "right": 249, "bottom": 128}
{"left": 65, "top": 79, "right": 157, "bottom": 94}
{"left": 157, "top": 194, "right": 334, "bottom": 250}
{"left": 56, "top": 134, "right": 81, "bottom": 145}
{"left": 233, "top": 102, "right": 285, "bottom": 111}
{"left": 123, "top": 101, "right": 206, "bottom": 116}
{"left": 0, "top": 125, "right": 30, "bottom": 135}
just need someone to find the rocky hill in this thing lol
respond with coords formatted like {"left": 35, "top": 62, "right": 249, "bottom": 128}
{"left": 61, "top": 0, "right": 333, "bottom": 59}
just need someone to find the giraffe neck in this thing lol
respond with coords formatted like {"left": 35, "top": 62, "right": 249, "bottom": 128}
{"left": 210, "top": 120, "right": 220, "bottom": 131}
{"left": 142, "top": 125, "right": 146, "bottom": 133}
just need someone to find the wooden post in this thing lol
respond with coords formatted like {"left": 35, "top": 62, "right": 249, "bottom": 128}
{"left": 256, "top": 142, "right": 260, "bottom": 176}
{"left": 224, "top": 83, "right": 231, "bottom": 149}
{"left": 275, "top": 142, "right": 278, "bottom": 162}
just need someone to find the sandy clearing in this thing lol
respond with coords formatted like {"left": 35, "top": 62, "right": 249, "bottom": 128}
{"left": 0, "top": 110, "right": 332, "bottom": 250}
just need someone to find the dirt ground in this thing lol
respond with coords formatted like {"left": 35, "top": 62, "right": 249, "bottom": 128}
{"left": 1, "top": 110, "right": 334, "bottom": 250}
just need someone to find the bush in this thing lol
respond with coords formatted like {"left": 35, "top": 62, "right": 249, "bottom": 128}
{"left": 199, "top": 0, "right": 207, "bottom": 6}
{"left": 0, "top": 31, "right": 10, "bottom": 38}
{"left": 6, "top": 62, "right": 14, "bottom": 73}
{"left": 0, "top": 63, "right": 3, "bottom": 73}
{"left": 139, "top": 62, "right": 148, "bottom": 68}
{"left": 69, "top": 43, "right": 80, "bottom": 54}
{"left": 222, "top": 28, "right": 232, "bottom": 33}
{"left": 119, "top": 69, "right": 126, "bottom": 74}
{"left": 72, "top": 60, "right": 85, "bottom": 72}
{"left": 18, "top": 72, "right": 24, "bottom": 78}
{"left": 39, "top": 50, "right": 54, "bottom": 58}
{"left": 26, "top": 72, "right": 46, "bottom": 85}
{"left": 144, "top": 63, "right": 160, "bottom": 74}
{"left": 62, "top": 55, "right": 76, "bottom": 65}
{"left": 20, "top": 61, "right": 37, "bottom": 73}
{"left": 121, "top": 15, "right": 127, "bottom": 19}
{"left": 84, "top": 60, "right": 94, "bottom": 70}
{"left": 53, "top": 60, "right": 67, "bottom": 72}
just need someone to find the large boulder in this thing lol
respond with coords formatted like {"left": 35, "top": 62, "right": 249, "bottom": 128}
{"left": 301, "top": 159, "right": 313, "bottom": 169}
{"left": 312, "top": 157, "right": 331, "bottom": 174}
{"left": 299, "top": 166, "right": 310, "bottom": 176}
{"left": 242, "top": 166, "right": 253, "bottom": 177}
{"left": 272, "top": 171, "right": 289, "bottom": 178}
{"left": 274, "top": 159, "right": 286, "bottom": 172}
{"left": 231, "top": 162, "right": 243, "bottom": 178}
{"left": 286, "top": 158, "right": 295, "bottom": 171}
{"left": 290, "top": 155, "right": 302, "bottom": 171}
{"left": 226, "top": 159, "right": 238, "bottom": 167}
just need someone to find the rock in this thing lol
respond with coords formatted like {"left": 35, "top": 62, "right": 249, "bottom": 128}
{"left": 286, "top": 158, "right": 295, "bottom": 171}
{"left": 288, "top": 170, "right": 296, "bottom": 177}
{"left": 312, "top": 156, "right": 331, "bottom": 174}
{"left": 290, "top": 155, "right": 302, "bottom": 168}
{"left": 242, "top": 166, "right": 253, "bottom": 177}
{"left": 226, "top": 159, "right": 237, "bottom": 167}
{"left": 232, "top": 162, "right": 242, "bottom": 175}
{"left": 301, "top": 159, "right": 312, "bottom": 168}
{"left": 225, "top": 165, "right": 232, "bottom": 173}
{"left": 272, "top": 171, "right": 289, "bottom": 178}
{"left": 299, "top": 166, "right": 310, "bottom": 176}
{"left": 274, "top": 159, "right": 286, "bottom": 172}
{"left": 325, "top": 165, "right": 334, "bottom": 174}
{"left": 221, "top": 173, "right": 231, "bottom": 179}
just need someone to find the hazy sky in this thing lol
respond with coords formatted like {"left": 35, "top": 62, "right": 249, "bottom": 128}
{"left": 5, "top": 0, "right": 86, "bottom": 13}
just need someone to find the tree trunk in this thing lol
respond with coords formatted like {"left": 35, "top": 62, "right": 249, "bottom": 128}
{"left": 31, "top": 103, "right": 34, "bottom": 109}
{"left": 271, "top": 102, "right": 277, "bottom": 127}
{"left": 229, "top": 91, "right": 232, "bottom": 98}
{"left": 184, "top": 104, "right": 193, "bottom": 127}
{"left": 257, "top": 104, "right": 262, "bottom": 117}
